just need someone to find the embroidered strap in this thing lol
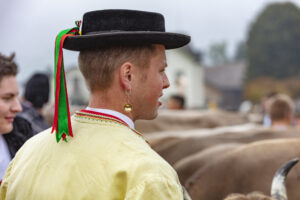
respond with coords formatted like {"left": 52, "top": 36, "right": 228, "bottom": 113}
{"left": 80, "top": 109, "right": 128, "bottom": 126}
{"left": 51, "top": 21, "right": 81, "bottom": 143}
{"left": 76, "top": 110, "right": 149, "bottom": 144}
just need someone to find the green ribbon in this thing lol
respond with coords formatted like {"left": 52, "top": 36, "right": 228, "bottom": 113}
{"left": 51, "top": 21, "right": 81, "bottom": 143}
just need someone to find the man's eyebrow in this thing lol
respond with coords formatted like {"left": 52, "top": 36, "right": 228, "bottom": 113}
{"left": 0, "top": 93, "right": 17, "bottom": 97}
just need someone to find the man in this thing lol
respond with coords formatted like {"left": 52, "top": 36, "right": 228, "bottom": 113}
{"left": 19, "top": 73, "right": 50, "bottom": 134}
{"left": 0, "top": 53, "right": 33, "bottom": 181}
{"left": 166, "top": 94, "right": 185, "bottom": 110}
{"left": 0, "top": 10, "right": 191, "bottom": 199}
{"left": 268, "top": 93, "right": 294, "bottom": 130}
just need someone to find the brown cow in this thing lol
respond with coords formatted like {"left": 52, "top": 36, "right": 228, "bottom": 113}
{"left": 151, "top": 128, "right": 300, "bottom": 165}
{"left": 224, "top": 192, "right": 275, "bottom": 200}
{"left": 146, "top": 123, "right": 259, "bottom": 155}
{"left": 186, "top": 138, "right": 300, "bottom": 200}
{"left": 174, "top": 143, "right": 242, "bottom": 185}
{"left": 135, "top": 109, "right": 248, "bottom": 133}
{"left": 224, "top": 158, "right": 299, "bottom": 200}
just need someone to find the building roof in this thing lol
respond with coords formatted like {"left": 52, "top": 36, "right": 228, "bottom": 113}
{"left": 204, "top": 61, "right": 246, "bottom": 90}
{"left": 173, "top": 45, "right": 202, "bottom": 63}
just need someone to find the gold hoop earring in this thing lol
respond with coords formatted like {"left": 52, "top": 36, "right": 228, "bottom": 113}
{"left": 124, "top": 90, "right": 133, "bottom": 113}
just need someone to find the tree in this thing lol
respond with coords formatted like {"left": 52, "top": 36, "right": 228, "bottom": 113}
{"left": 243, "top": 76, "right": 300, "bottom": 102}
{"left": 247, "top": 2, "right": 300, "bottom": 80}
{"left": 243, "top": 77, "right": 290, "bottom": 102}
{"left": 207, "top": 41, "right": 229, "bottom": 65}
{"left": 234, "top": 41, "right": 247, "bottom": 61}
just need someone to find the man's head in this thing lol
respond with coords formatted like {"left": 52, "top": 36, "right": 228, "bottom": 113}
{"left": 79, "top": 44, "right": 167, "bottom": 121}
{"left": 166, "top": 94, "right": 185, "bottom": 110}
{"left": 0, "top": 53, "right": 22, "bottom": 133}
{"left": 269, "top": 94, "right": 294, "bottom": 126}
{"left": 24, "top": 73, "right": 49, "bottom": 109}
{"left": 62, "top": 9, "right": 190, "bottom": 121}
{"left": 78, "top": 45, "right": 156, "bottom": 92}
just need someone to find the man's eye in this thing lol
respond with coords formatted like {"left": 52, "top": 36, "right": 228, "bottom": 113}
{"left": 2, "top": 96, "right": 12, "bottom": 101}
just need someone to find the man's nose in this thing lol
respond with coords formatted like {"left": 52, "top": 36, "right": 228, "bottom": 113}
{"left": 163, "top": 74, "right": 170, "bottom": 89}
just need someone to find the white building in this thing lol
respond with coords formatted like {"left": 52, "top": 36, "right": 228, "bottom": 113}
{"left": 165, "top": 47, "right": 205, "bottom": 109}
{"left": 49, "top": 67, "right": 90, "bottom": 106}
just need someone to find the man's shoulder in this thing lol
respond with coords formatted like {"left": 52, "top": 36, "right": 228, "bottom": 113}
{"left": 12, "top": 127, "right": 52, "bottom": 154}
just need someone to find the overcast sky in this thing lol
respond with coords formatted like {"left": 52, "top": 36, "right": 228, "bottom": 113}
{"left": 1, "top": 0, "right": 300, "bottom": 82}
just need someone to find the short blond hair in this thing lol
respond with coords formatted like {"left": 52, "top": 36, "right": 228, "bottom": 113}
{"left": 269, "top": 94, "right": 294, "bottom": 122}
{"left": 78, "top": 45, "right": 156, "bottom": 92}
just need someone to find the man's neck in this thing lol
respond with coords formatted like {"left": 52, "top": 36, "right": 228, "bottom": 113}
{"left": 85, "top": 107, "right": 135, "bottom": 129}
{"left": 271, "top": 120, "right": 291, "bottom": 130}
{"left": 88, "top": 89, "right": 134, "bottom": 121}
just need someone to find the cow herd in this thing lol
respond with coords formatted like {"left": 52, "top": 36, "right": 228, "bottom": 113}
{"left": 136, "top": 110, "right": 300, "bottom": 200}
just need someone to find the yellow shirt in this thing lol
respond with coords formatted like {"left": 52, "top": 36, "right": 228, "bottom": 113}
{"left": 0, "top": 110, "right": 184, "bottom": 200}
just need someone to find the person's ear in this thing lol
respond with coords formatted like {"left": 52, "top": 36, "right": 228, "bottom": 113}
{"left": 119, "top": 62, "right": 133, "bottom": 91}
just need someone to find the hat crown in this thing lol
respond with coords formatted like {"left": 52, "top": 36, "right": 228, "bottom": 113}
{"left": 63, "top": 9, "right": 190, "bottom": 51}
{"left": 82, "top": 9, "right": 166, "bottom": 35}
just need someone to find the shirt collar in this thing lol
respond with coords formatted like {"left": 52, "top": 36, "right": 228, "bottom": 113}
{"left": 85, "top": 107, "right": 135, "bottom": 129}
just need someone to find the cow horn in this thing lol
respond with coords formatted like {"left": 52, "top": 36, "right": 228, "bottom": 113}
{"left": 271, "top": 158, "right": 299, "bottom": 200}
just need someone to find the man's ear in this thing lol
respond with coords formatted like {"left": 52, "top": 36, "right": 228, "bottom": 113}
{"left": 119, "top": 62, "right": 133, "bottom": 91}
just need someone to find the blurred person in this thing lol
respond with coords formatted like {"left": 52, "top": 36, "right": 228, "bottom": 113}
{"left": 261, "top": 92, "right": 277, "bottom": 127}
{"left": 19, "top": 73, "right": 50, "bottom": 134}
{"left": 0, "top": 53, "right": 33, "bottom": 181}
{"left": 238, "top": 100, "right": 253, "bottom": 115}
{"left": 268, "top": 94, "right": 294, "bottom": 130}
{"left": 208, "top": 100, "right": 218, "bottom": 110}
{"left": 0, "top": 10, "right": 191, "bottom": 199}
{"left": 166, "top": 94, "right": 185, "bottom": 110}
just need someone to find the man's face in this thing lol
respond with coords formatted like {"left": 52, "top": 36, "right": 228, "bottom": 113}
{"left": 132, "top": 44, "right": 170, "bottom": 120}
{"left": 0, "top": 76, "right": 22, "bottom": 134}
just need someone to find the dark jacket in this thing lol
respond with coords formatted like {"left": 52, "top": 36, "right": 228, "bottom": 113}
{"left": 3, "top": 116, "right": 34, "bottom": 158}
{"left": 18, "top": 102, "right": 50, "bottom": 135}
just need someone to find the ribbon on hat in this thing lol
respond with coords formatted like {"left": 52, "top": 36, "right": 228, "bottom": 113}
{"left": 51, "top": 20, "right": 81, "bottom": 143}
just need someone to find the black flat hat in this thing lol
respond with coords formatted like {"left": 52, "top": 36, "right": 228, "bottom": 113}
{"left": 63, "top": 9, "right": 191, "bottom": 51}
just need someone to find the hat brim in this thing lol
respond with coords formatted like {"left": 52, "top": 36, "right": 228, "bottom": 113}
{"left": 63, "top": 31, "right": 191, "bottom": 51}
